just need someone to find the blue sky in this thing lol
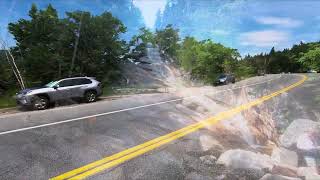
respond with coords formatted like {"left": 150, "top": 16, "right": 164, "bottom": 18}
{"left": 1, "top": 0, "right": 320, "bottom": 56}
{"left": 236, "top": 0, "right": 320, "bottom": 55}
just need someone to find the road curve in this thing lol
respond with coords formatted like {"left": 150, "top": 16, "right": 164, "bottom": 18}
{"left": 0, "top": 74, "right": 318, "bottom": 180}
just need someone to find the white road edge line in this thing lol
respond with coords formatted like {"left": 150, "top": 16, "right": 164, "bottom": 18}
{"left": 0, "top": 75, "right": 282, "bottom": 136}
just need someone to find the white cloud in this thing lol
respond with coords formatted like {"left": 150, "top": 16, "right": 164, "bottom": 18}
{"left": 256, "top": 16, "right": 302, "bottom": 28}
{"left": 239, "top": 30, "right": 289, "bottom": 47}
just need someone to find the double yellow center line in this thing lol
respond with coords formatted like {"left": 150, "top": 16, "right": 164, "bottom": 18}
{"left": 51, "top": 75, "right": 307, "bottom": 180}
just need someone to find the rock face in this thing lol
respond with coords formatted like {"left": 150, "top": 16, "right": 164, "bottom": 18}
{"left": 223, "top": 168, "right": 265, "bottom": 180}
{"left": 199, "top": 135, "right": 224, "bottom": 151}
{"left": 185, "top": 172, "right": 211, "bottom": 180}
{"left": 296, "top": 129, "right": 320, "bottom": 156}
{"left": 216, "top": 149, "right": 274, "bottom": 171}
{"left": 271, "top": 165, "right": 298, "bottom": 177}
{"left": 271, "top": 147, "right": 298, "bottom": 167}
{"left": 259, "top": 174, "right": 301, "bottom": 180}
{"left": 199, "top": 155, "right": 217, "bottom": 166}
{"left": 297, "top": 167, "right": 320, "bottom": 180}
{"left": 279, "top": 119, "right": 319, "bottom": 148}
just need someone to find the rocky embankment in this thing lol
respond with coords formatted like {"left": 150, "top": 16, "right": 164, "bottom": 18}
{"left": 215, "top": 119, "right": 320, "bottom": 180}
{"left": 168, "top": 75, "right": 320, "bottom": 180}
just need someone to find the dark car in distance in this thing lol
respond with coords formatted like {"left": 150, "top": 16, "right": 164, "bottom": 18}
{"left": 214, "top": 74, "right": 235, "bottom": 86}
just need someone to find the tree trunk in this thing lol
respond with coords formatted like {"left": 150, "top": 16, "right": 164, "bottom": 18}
{"left": 58, "top": 60, "right": 62, "bottom": 79}
{"left": 69, "top": 13, "right": 83, "bottom": 77}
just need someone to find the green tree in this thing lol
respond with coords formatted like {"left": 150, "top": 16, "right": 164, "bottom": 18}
{"left": 137, "top": 27, "right": 155, "bottom": 45}
{"left": 8, "top": 4, "right": 61, "bottom": 84}
{"left": 177, "top": 38, "right": 239, "bottom": 83}
{"left": 128, "top": 27, "right": 155, "bottom": 59}
{"left": 299, "top": 48, "right": 320, "bottom": 71}
{"left": 155, "top": 24, "right": 180, "bottom": 58}
{"left": 178, "top": 37, "right": 198, "bottom": 72}
{"left": 0, "top": 50, "right": 13, "bottom": 92}
{"left": 235, "top": 61, "right": 256, "bottom": 79}
{"left": 192, "top": 40, "right": 239, "bottom": 83}
{"left": 8, "top": 4, "right": 127, "bottom": 84}
{"left": 64, "top": 11, "right": 126, "bottom": 80}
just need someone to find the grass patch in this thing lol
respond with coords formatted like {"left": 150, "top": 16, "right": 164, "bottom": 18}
{"left": 0, "top": 88, "right": 18, "bottom": 109}
{"left": 102, "top": 85, "right": 116, "bottom": 96}
{"left": 0, "top": 95, "right": 16, "bottom": 109}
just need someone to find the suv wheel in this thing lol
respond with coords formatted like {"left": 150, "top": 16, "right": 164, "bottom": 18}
{"left": 33, "top": 96, "right": 49, "bottom": 110}
{"left": 84, "top": 91, "right": 97, "bottom": 103}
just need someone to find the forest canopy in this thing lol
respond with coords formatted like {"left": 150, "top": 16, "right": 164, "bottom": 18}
{"left": 1, "top": 4, "right": 319, "bottom": 96}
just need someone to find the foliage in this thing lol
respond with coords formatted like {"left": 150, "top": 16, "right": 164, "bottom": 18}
{"left": 177, "top": 37, "right": 198, "bottom": 72}
{"left": 130, "top": 27, "right": 155, "bottom": 46}
{"left": 242, "top": 41, "right": 320, "bottom": 74}
{"left": 178, "top": 38, "right": 239, "bottom": 83}
{"left": 177, "top": 33, "right": 320, "bottom": 83}
{"left": 0, "top": 88, "right": 17, "bottom": 108}
{"left": 128, "top": 27, "right": 155, "bottom": 59}
{"left": 299, "top": 48, "right": 320, "bottom": 71}
{"left": 155, "top": 24, "right": 180, "bottom": 58}
{"left": 0, "top": 50, "right": 16, "bottom": 93}
{"left": 234, "top": 61, "right": 256, "bottom": 79}
{"left": 8, "top": 4, "right": 126, "bottom": 84}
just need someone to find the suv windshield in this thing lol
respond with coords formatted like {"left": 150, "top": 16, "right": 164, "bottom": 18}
{"left": 218, "top": 74, "right": 226, "bottom": 79}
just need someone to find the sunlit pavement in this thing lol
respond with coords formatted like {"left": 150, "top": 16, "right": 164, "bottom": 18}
{"left": 0, "top": 74, "right": 319, "bottom": 179}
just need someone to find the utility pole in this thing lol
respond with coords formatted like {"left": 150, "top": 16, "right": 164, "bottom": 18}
{"left": 0, "top": 39, "right": 25, "bottom": 90}
{"left": 69, "top": 12, "right": 83, "bottom": 77}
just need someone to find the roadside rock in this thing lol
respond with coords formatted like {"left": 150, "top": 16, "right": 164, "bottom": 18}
{"left": 271, "top": 165, "right": 298, "bottom": 177}
{"left": 305, "top": 174, "right": 320, "bottom": 180}
{"left": 199, "top": 135, "right": 224, "bottom": 151}
{"left": 185, "top": 172, "right": 211, "bottom": 180}
{"left": 224, "top": 168, "right": 265, "bottom": 179}
{"left": 297, "top": 167, "right": 318, "bottom": 176}
{"left": 183, "top": 154, "right": 204, "bottom": 171}
{"left": 196, "top": 106, "right": 208, "bottom": 114}
{"left": 302, "top": 155, "right": 318, "bottom": 168}
{"left": 297, "top": 167, "right": 320, "bottom": 180}
{"left": 199, "top": 155, "right": 217, "bottom": 166}
{"left": 259, "top": 174, "right": 301, "bottom": 180}
{"left": 271, "top": 147, "right": 298, "bottom": 167}
{"left": 296, "top": 130, "right": 320, "bottom": 152}
{"left": 213, "top": 174, "right": 225, "bottom": 180}
{"left": 294, "top": 126, "right": 320, "bottom": 170}
{"left": 279, "top": 119, "right": 319, "bottom": 148}
{"left": 216, "top": 149, "right": 274, "bottom": 171}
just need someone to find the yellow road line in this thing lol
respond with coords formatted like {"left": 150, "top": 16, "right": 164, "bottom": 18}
{"left": 51, "top": 75, "right": 307, "bottom": 180}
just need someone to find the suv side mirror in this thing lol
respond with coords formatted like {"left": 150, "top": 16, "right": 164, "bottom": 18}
{"left": 53, "top": 85, "right": 58, "bottom": 90}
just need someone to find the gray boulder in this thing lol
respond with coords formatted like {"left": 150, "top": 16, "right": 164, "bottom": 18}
{"left": 279, "top": 119, "right": 319, "bottom": 148}
{"left": 297, "top": 167, "right": 320, "bottom": 180}
{"left": 199, "top": 155, "right": 217, "bottom": 166}
{"left": 217, "top": 149, "right": 274, "bottom": 171}
{"left": 271, "top": 147, "right": 298, "bottom": 167}
{"left": 259, "top": 174, "right": 301, "bottom": 180}
{"left": 185, "top": 172, "right": 211, "bottom": 180}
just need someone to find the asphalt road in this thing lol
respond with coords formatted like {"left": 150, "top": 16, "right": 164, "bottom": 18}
{"left": 0, "top": 74, "right": 318, "bottom": 180}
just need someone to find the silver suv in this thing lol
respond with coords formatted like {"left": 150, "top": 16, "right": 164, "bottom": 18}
{"left": 16, "top": 77, "right": 102, "bottom": 110}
